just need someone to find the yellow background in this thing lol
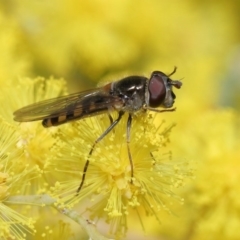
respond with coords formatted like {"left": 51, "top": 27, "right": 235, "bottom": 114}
{"left": 1, "top": 1, "right": 240, "bottom": 239}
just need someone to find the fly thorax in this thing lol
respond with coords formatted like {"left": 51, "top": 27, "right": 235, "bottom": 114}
{"left": 124, "top": 92, "right": 143, "bottom": 112}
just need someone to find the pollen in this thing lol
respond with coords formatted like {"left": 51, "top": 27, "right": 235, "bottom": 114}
{"left": 0, "top": 162, "right": 36, "bottom": 239}
{"left": 0, "top": 171, "right": 9, "bottom": 200}
{"left": 50, "top": 112, "right": 192, "bottom": 237}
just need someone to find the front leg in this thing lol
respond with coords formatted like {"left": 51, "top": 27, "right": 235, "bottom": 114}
{"left": 126, "top": 114, "right": 134, "bottom": 184}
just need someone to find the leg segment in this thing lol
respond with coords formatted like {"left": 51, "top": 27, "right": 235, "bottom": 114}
{"left": 76, "top": 111, "right": 125, "bottom": 194}
{"left": 143, "top": 106, "right": 176, "bottom": 113}
{"left": 107, "top": 112, "right": 113, "bottom": 125}
{"left": 126, "top": 114, "right": 134, "bottom": 184}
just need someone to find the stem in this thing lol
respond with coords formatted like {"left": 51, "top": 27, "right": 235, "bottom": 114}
{"left": 6, "top": 195, "right": 113, "bottom": 240}
{"left": 6, "top": 194, "right": 55, "bottom": 206}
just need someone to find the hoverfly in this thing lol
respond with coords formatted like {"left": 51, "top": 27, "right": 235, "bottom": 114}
{"left": 14, "top": 67, "right": 182, "bottom": 194}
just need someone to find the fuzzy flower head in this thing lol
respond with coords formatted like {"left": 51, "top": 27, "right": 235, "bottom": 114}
{"left": 50, "top": 111, "right": 192, "bottom": 238}
{"left": 182, "top": 110, "right": 240, "bottom": 240}
{"left": 0, "top": 119, "right": 36, "bottom": 239}
{"left": 34, "top": 219, "right": 77, "bottom": 240}
{"left": 1, "top": 77, "right": 67, "bottom": 194}
{"left": 1, "top": 75, "right": 190, "bottom": 238}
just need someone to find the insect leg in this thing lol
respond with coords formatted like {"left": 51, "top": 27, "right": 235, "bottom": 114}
{"left": 76, "top": 111, "right": 125, "bottom": 194}
{"left": 107, "top": 112, "right": 113, "bottom": 125}
{"left": 126, "top": 114, "right": 134, "bottom": 184}
{"left": 143, "top": 106, "right": 176, "bottom": 113}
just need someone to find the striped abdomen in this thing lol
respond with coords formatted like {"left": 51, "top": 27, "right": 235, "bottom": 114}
{"left": 42, "top": 95, "right": 111, "bottom": 127}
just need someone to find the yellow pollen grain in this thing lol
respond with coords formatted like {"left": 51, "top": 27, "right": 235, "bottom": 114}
{"left": 115, "top": 176, "right": 127, "bottom": 190}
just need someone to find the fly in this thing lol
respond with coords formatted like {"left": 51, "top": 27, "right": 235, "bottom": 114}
{"left": 13, "top": 67, "right": 182, "bottom": 194}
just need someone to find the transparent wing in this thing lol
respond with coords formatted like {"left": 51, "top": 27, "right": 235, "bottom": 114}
{"left": 13, "top": 87, "right": 122, "bottom": 122}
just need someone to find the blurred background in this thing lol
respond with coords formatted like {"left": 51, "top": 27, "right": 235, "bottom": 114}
{"left": 1, "top": 0, "right": 240, "bottom": 239}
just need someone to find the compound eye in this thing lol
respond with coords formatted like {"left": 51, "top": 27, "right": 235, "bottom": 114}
{"left": 148, "top": 73, "right": 166, "bottom": 108}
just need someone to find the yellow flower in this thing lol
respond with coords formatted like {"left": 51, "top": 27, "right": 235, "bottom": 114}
{"left": 0, "top": 119, "right": 35, "bottom": 239}
{"left": 184, "top": 110, "right": 240, "bottom": 240}
{"left": 50, "top": 112, "right": 192, "bottom": 238}
{"left": 34, "top": 220, "right": 76, "bottom": 240}
{"left": 156, "top": 110, "right": 240, "bottom": 240}
{"left": 0, "top": 76, "right": 191, "bottom": 238}
{"left": 1, "top": 77, "right": 67, "bottom": 194}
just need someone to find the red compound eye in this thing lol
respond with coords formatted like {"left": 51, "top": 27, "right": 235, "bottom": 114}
{"left": 148, "top": 73, "right": 166, "bottom": 108}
